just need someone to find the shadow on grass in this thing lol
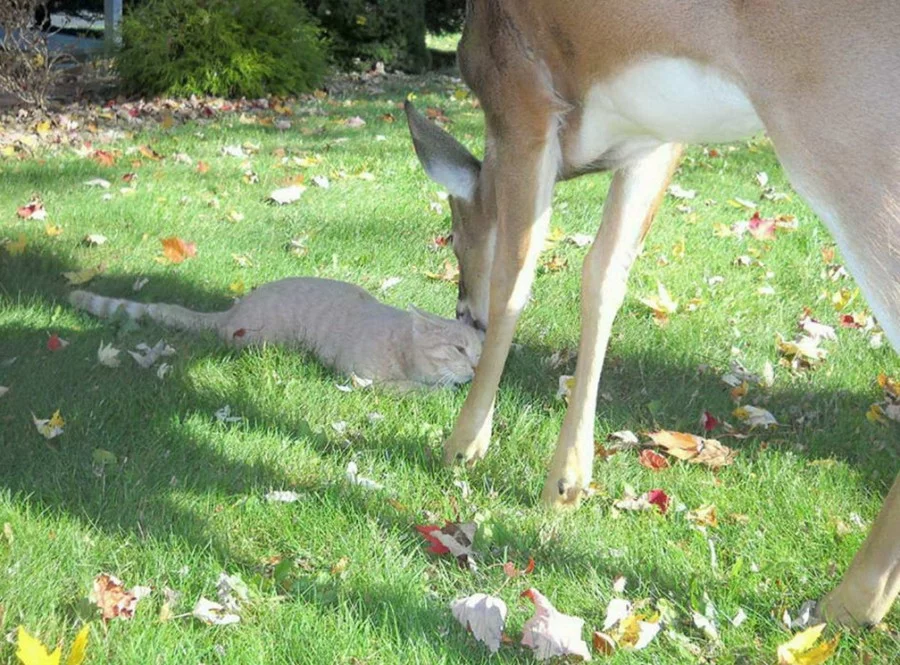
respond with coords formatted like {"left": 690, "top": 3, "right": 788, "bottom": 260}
{"left": 1, "top": 243, "right": 897, "bottom": 646}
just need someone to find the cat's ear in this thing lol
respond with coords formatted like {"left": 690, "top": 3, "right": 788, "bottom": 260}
{"left": 405, "top": 101, "right": 481, "bottom": 201}
{"left": 409, "top": 305, "right": 448, "bottom": 336}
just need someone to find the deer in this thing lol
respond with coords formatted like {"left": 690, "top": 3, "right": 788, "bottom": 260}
{"left": 404, "top": 0, "right": 900, "bottom": 628}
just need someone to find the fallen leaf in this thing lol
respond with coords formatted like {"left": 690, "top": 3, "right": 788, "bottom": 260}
{"left": 84, "top": 178, "right": 111, "bottom": 189}
{"left": 556, "top": 374, "right": 576, "bottom": 402}
{"left": 503, "top": 557, "right": 535, "bottom": 578}
{"left": 216, "top": 572, "right": 249, "bottom": 612}
{"left": 603, "top": 598, "right": 633, "bottom": 631}
{"left": 748, "top": 212, "right": 776, "bottom": 240}
{"left": 777, "top": 624, "right": 839, "bottom": 665}
{"left": 229, "top": 280, "right": 246, "bottom": 296}
{"left": 47, "top": 334, "right": 68, "bottom": 352}
{"left": 197, "top": 161, "right": 209, "bottom": 173}
{"left": 4, "top": 234, "right": 27, "bottom": 255}
{"left": 733, "top": 405, "right": 778, "bottom": 428}
{"left": 83, "top": 234, "right": 107, "bottom": 246}
{"left": 44, "top": 224, "right": 64, "bottom": 237}
{"left": 345, "top": 115, "right": 366, "bottom": 128}
{"left": 265, "top": 490, "right": 302, "bottom": 503}
{"left": 62, "top": 265, "right": 105, "bottom": 286}
{"left": 269, "top": 185, "right": 306, "bottom": 205}
{"left": 160, "top": 237, "right": 197, "bottom": 264}
{"left": 128, "top": 340, "right": 175, "bottom": 369}
{"left": 0, "top": 386, "right": 8, "bottom": 398}
{"left": 92, "top": 150, "right": 116, "bottom": 167}
{"left": 33, "top": 410, "right": 65, "bottom": 439}
{"left": 138, "top": 145, "right": 163, "bottom": 161}
{"left": 638, "top": 449, "right": 670, "bottom": 471}
{"left": 799, "top": 317, "right": 836, "bottom": 341}
{"left": 17, "top": 200, "right": 47, "bottom": 220}
{"left": 566, "top": 233, "right": 593, "bottom": 247}
{"left": 686, "top": 504, "right": 719, "bottom": 528}
{"left": 692, "top": 610, "right": 720, "bottom": 641}
{"left": 345, "top": 461, "right": 384, "bottom": 491}
{"left": 647, "top": 489, "right": 670, "bottom": 514}
{"left": 416, "top": 522, "right": 477, "bottom": 571}
{"left": 90, "top": 573, "right": 151, "bottom": 621}
{"left": 15, "top": 624, "right": 88, "bottom": 665}
{"left": 647, "top": 430, "right": 737, "bottom": 468}
{"left": 777, "top": 334, "right": 827, "bottom": 369}
{"left": 667, "top": 184, "right": 696, "bottom": 199}
{"left": 520, "top": 588, "right": 591, "bottom": 661}
{"left": 610, "top": 613, "right": 662, "bottom": 651}
{"left": 592, "top": 631, "right": 617, "bottom": 655}
{"left": 701, "top": 411, "right": 720, "bottom": 432}
{"left": 424, "top": 259, "right": 459, "bottom": 283}
{"left": 450, "top": 594, "right": 508, "bottom": 654}
{"left": 614, "top": 486, "right": 653, "bottom": 512}
{"left": 639, "top": 282, "right": 678, "bottom": 323}
{"left": 66, "top": 626, "right": 89, "bottom": 665}
{"left": 192, "top": 597, "right": 240, "bottom": 625}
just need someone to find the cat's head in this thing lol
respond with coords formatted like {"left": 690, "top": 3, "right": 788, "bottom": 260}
{"left": 409, "top": 306, "right": 483, "bottom": 386}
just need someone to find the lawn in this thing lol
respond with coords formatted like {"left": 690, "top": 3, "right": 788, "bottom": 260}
{"left": 1, "top": 71, "right": 898, "bottom": 664}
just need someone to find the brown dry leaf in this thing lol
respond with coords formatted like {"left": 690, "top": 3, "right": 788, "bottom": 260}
{"left": 647, "top": 430, "right": 737, "bottom": 468}
{"left": 138, "top": 145, "right": 163, "bottom": 161}
{"left": 686, "top": 504, "right": 719, "bottom": 528}
{"left": 90, "top": 573, "right": 151, "bottom": 621}
{"left": 424, "top": 260, "right": 459, "bottom": 283}
{"left": 160, "top": 237, "right": 197, "bottom": 264}
{"left": 92, "top": 150, "right": 116, "bottom": 167}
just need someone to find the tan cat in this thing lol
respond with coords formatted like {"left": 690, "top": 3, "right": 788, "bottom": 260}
{"left": 70, "top": 277, "right": 482, "bottom": 390}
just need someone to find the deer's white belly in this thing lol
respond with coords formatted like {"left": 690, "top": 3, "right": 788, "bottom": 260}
{"left": 568, "top": 57, "right": 763, "bottom": 168}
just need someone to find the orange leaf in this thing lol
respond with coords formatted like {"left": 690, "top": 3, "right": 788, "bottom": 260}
{"left": 638, "top": 449, "right": 669, "bottom": 471}
{"left": 160, "top": 237, "right": 197, "bottom": 264}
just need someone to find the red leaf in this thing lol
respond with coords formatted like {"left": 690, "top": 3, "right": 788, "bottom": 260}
{"left": 748, "top": 211, "right": 776, "bottom": 240}
{"left": 647, "top": 489, "right": 670, "bottom": 514}
{"left": 415, "top": 524, "right": 451, "bottom": 555}
{"left": 638, "top": 449, "right": 669, "bottom": 471}
{"left": 92, "top": 150, "right": 116, "bottom": 167}
{"left": 503, "top": 557, "right": 536, "bottom": 578}
{"left": 701, "top": 410, "right": 720, "bottom": 432}
{"left": 232, "top": 328, "right": 247, "bottom": 339}
{"left": 47, "top": 334, "right": 64, "bottom": 352}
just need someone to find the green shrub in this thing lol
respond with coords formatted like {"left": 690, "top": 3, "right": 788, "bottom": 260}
{"left": 300, "top": 0, "right": 428, "bottom": 72}
{"left": 425, "top": 0, "right": 465, "bottom": 36}
{"left": 116, "top": 0, "right": 328, "bottom": 98}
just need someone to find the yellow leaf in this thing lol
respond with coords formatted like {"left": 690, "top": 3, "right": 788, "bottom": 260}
{"left": 16, "top": 626, "right": 61, "bottom": 665}
{"left": 35, "top": 120, "right": 52, "bottom": 136}
{"left": 355, "top": 14, "right": 367, "bottom": 25}
{"left": 65, "top": 626, "right": 89, "bottom": 665}
{"left": 62, "top": 264, "right": 105, "bottom": 285}
{"left": 777, "top": 624, "right": 839, "bottom": 665}
{"left": 639, "top": 282, "right": 678, "bottom": 323}
{"left": 229, "top": 280, "right": 246, "bottom": 296}
{"left": 672, "top": 238, "right": 686, "bottom": 259}
{"left": 5, "top": 234, "right": 27, "bottom": 255}
{"left": 160, "top": 114, "right": 175, "bottom": 130}
{"left": 542, "top": 226, "right": 566, "bottom": 252}
{"left": 866, "top": 404, "right": 888, "bottom": 425}
{"left": 44, "top": 224, "right": 64, "bottom": 237}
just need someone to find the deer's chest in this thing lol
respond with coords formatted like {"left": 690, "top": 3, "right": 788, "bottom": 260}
{"left": 563, "top": 58, "right": 763, "bottom": 172}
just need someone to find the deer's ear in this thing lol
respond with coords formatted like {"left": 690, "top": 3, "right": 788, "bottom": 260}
{"left": 405, "top": 101, "right": 481, "bottom": 201}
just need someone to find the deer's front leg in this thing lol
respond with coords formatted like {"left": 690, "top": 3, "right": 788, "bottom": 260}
{"left": 444, "top": 123, "right": 559, "bottom": 466}
{"left": 818, "top": 472, "right": 900, "bottom": 627}
{"left": 542, "top": 143, "right": 683, "bottom": 506}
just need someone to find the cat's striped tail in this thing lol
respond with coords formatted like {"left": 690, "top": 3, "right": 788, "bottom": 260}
{"left": 69, "top": 290, "right": 225, "bottom": 333}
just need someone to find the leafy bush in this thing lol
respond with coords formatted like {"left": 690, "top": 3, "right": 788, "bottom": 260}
{"left": 300, "top": 0, "right": 428, "bottom": 72}
{"left": 425, "top": 0, "right": 464, "bottom": 36}
{"left": 116, "top": 0, "right": 328, "bottom": 98}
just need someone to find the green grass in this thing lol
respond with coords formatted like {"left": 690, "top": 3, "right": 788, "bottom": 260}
{"left": 1, "top": 74, "right": 898, "bottom": 664}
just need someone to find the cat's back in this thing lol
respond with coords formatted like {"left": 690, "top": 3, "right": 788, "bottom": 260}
{"left": 221, "top": 277, "right": 406, "bottom": 355}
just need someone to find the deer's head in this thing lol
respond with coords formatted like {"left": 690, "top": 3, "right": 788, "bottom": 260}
{"left": 405, "top": 101, "right": 495, "bottom": 332}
